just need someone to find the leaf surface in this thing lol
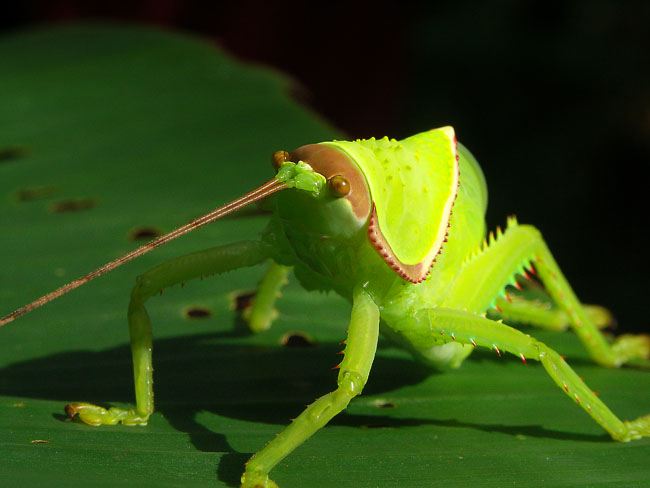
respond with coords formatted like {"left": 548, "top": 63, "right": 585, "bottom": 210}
{"left": 0, "top": 24, "right": 648, "bottom": 488}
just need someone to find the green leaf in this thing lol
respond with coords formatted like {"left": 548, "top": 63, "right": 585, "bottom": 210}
{"left": 1, "top": 24, "right": 648, "bottom": 488}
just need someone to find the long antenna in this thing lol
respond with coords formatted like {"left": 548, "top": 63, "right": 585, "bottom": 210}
{"left": 0, "top": 178, "right": 287, "bottom": 327}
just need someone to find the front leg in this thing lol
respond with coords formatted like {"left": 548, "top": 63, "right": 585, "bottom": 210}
{"left": 66, "top": 240, "right": 271, "bottom": 426}
{"left": 241, "top": 286, "right": 380, "bottom": 488}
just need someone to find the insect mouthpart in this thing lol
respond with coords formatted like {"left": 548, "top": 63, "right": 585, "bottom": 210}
{"left": 275, "top": 161, "right": 327, "bottom": 196}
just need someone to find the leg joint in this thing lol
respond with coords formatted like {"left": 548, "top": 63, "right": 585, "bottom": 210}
{"left": 130, "top": 275, "right": 155, "bottom": 303}
{"left": 336, "top": 370, "right": 366, "bottom": 400}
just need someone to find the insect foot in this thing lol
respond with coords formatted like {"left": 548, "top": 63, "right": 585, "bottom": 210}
{"left": 240, "top": 470, "right": 279, "bottom": 488}
{"left": 620, "top": 414, "right": 650, "bottom": 441}
{"left": 583, "top": 304, "right": 615, "bottom": 330}
{"left": 611, "top": 334, "right": 650, "bottom": 368}
{"left": 65, "top": 403, "right": 149, "bottom": 426}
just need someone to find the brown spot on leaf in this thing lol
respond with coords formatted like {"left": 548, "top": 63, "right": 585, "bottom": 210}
{"left": 50, "top": 198, "right": 96, "bottom": 213}
{"left": 0, "top": 146, "right": 27, "bottom": 163}
{"left": 231, "top": 290, "right": 256, "bottom": 311}
{"left": 15, "top": 186, "right": 58, "bottom": 201}
{"left": 280, "top": 331, "right": 315, "bottom": 348}
{"left": 185, "top": 307, "right": 212, "bottom": 319}
{"left": 129, "top": 227, "right": 161, "bottom": 240}
{"left": 373, "top": 399, "right": 397, "bottom": 409}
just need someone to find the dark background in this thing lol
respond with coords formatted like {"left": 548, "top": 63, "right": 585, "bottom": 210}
{"left": 2, "top": 0, "right": 648, "bottom": 333}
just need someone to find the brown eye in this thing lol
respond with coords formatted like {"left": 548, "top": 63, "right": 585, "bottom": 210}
{"left": 327, "top": 175, "right": 351, "bottom": 197}
{"left": 271, "top": 150, "right": 291, "bottom": 170}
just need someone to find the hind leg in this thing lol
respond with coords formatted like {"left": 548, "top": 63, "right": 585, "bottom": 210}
{"left": 390, "top": 307, "right": 650, "bottom": 441}
{"left": 443, "top": 219, "right": 649, "bottom": 367}
{"left": 491, "top": 291, "right": 613, "bottom": 332}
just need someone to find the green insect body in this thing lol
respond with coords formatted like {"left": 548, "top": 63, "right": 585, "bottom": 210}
{"left": 2, "top": 127, "right": 650, "bottom": 488}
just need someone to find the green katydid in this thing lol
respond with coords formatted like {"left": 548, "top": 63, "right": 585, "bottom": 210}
{"left": 1, "top": 127, "right": 649, "bottom": 488}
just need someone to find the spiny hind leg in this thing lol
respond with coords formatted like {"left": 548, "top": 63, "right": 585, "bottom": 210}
{"left": 490, "top": 291, "right": 613, "bottom": 332}
{"left": 390, "top": 307, "right": 650, "bottom": 441}
{"left": 242, "top": 260, "right": 291, "bottom": 332}
{"left": 66, "top": 240, "right": 271, "bottom": 426}
{"left": 241, "top": 286, "right": 380, "bottom": 488}
{"left": 445, "top": 219, "right": 650, "bottom": 367}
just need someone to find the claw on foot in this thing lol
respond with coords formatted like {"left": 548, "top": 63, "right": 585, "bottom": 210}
{"left": 584, "top": 304, "right": 615, "bottom": 330}
{"left": 620, "top": 414, "right": 650, "bottom": 441}
{"left": 64, "top": 403, "right": 149, "bottom": 426}
{"left": 240, "top": 471, "right": 279, "bottom": 488}
{"left": 612, "top": 334, "right": 650, "bottom": 366}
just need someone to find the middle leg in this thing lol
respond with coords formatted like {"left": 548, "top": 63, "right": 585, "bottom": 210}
{"left": 243, "top": 259, "right": 292, "bottom": 332}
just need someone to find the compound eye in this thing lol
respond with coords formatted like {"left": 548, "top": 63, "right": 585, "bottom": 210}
{"left": 271, "top": 150, "right": 291, "bottom": 170}
{"left": 327, "top": 175, "right": 351, "bottom": 197}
